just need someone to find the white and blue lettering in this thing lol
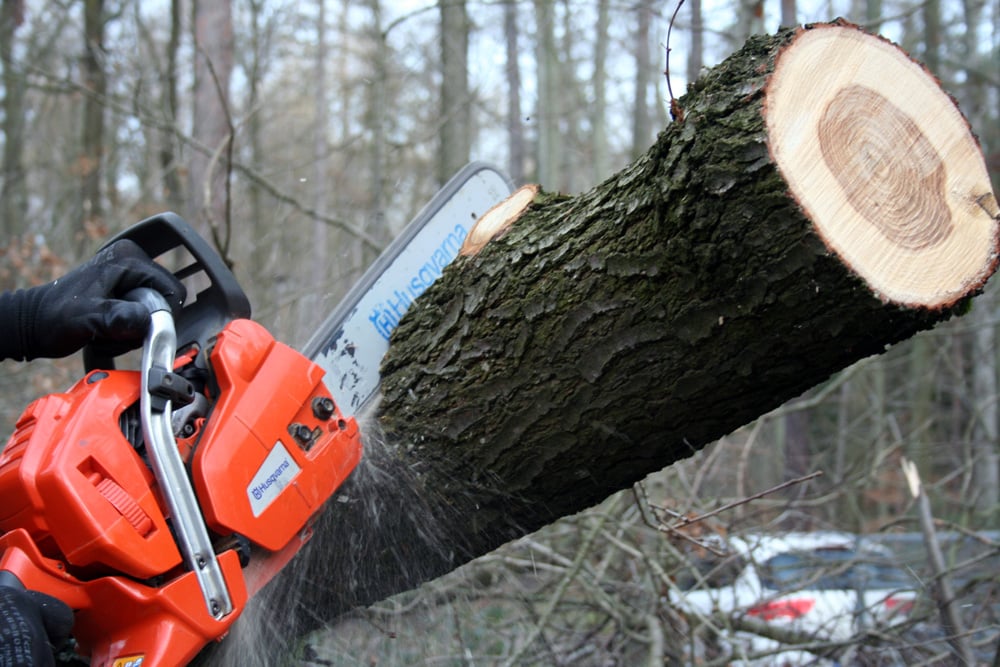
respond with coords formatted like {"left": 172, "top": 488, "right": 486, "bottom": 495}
{"left": 247, "top": 442, "right": 302, "bottom": 516}
{"left": 367, "top": 224, "right": 467, "bottom": 340}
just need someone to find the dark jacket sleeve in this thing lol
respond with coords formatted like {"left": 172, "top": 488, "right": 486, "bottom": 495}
{"left": 0, "top": 289, "right": 32, "bottom": 362}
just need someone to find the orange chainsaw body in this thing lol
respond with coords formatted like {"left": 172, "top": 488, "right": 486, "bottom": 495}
{"left": 0, "top": 319, "right": 361, "bottom": 666}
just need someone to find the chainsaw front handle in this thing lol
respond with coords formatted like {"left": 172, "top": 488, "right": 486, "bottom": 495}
{"left": 132, "top": 287, "right": 234, "bottom": 621}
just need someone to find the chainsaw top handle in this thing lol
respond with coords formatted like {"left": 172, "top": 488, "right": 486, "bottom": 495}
{"left": 83, "top": 212, "right": 252, "bottom": 371}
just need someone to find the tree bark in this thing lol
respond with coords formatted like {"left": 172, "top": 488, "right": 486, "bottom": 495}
{"left": 199, "top": 22, "right": 999, "bottom": 666}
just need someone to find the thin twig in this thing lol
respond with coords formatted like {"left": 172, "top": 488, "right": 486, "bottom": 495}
{"left": 661, "top": 470, "right": 824, "bottom": 533}
{"left": 902, "top": 458, "right": 975, "bottom": 665}
{"left": 501, "top": 513, "right": 609, "bottom": 667}
{"left": 665, "top": 0, "right": 686, "bottom": 120}
{"left": 633, "top": 482, "right": 725, "bottom": 556}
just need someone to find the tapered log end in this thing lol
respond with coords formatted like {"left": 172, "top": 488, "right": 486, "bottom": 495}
{"left": 765, "top": 22, "right": 999, "bottom": 308}
{"left": 460, "top": 184, "right": 540, "bottom": 256}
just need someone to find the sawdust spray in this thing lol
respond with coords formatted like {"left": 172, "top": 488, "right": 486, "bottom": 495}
{"left": 191, "top": 394, "right": 471, "bottom": 666}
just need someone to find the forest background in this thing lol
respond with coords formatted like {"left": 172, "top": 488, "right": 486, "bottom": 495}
{"left": 1, "top": 0, "right": 999, "bottom": 664}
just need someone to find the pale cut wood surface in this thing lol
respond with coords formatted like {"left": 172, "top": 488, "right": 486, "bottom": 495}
{"left": 766, "top": 24, "right": 999, "bottom": 307}
{"left": 460, "top": 184, "right": 539, "bottom": 256}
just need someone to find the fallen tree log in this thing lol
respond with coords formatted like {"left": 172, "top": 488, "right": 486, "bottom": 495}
{"left": 203, "top": 20, "right": 999, "bottom": 665}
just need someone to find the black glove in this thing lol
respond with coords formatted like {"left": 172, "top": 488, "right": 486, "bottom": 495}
{"left": 0, "top": 239, "right": 186, "bottom": 361}
{"left": 0, "top": 586, "right": 74, "bottom": 667}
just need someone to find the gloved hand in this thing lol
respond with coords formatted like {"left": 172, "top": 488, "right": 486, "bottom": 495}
{"left": 0, "top": 239, "right": 186, "bottom": 361}
{"left": 0, "top": 586, "right": 74, "bottom": 667}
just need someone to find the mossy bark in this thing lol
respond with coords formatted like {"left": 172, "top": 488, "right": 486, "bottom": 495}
{"left": 199, "top": 23, "right": 997, "bottom": 665}
{"left": 374, "top": 25, "right": 976, "bottom": 545}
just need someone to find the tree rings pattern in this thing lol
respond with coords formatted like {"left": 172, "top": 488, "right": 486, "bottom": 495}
{"left": 819, "top": 84, "right": 951, "bottom": 250}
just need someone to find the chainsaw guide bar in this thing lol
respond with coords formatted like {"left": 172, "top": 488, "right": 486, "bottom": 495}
{"left": 305, "top": 162, "right": 514, "bottom": 417}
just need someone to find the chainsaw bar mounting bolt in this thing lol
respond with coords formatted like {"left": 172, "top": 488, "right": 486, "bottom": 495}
{"left": 289, "top": 423, "right": 319, "bottom": 451}
{"left": 312, "top": 396, "right": 335, "bottom": 421}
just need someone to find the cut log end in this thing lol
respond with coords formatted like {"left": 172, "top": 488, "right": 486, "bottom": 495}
{"left": 765, "top": 22, "right": 999, "bottom": 309}
{"left": 460, "top": 184, "right": 540, "bottom": 256}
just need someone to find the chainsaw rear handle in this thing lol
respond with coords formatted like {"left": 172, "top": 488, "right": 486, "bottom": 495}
{"left": 84, "top": 212, "right": 252, "bottom": 371}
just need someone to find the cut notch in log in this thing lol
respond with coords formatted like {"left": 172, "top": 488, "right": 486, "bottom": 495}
{"left": 765, "top": 21, "right": 999, "bottom": 308}
{"left": 460, "top": 184, "right": 539, "bottom": 256}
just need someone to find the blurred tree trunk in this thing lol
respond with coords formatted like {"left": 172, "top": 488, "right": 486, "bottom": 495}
{"left": 687, "top": 0, "right": 703, "bottom": 84}
{"left": 632, "top": 0, "right": 654, "bottom": 160}
{"left": 959, "top": 0, "right": 985, "bottom": 103}
{"left": 533, "top": 0, "right": 558, "bottom": 187}
{"left": 79, "top": 0, "right": 107, "bottom": 240}
{"left": 188, "top": 0, "right": 234, "bottom": 237}
{"left": 332, "top": 0, "right": 365, "bottom": 294}
{"left": 957, "top": 0, "right": 992, "bottom": 188}
{"left": 906, "top": 334, "right": 936, "bottom": 474}
{"left": 834, "top": 380, "right": 867, "bottom": 530}
{"left": 364, "top": 0, "right": 389, "bottom": 268}
{"left": 203, "top": 25, "right": 1000, "bottom": 666}
{"left": 735, "top": 0, "right": 765, "bottom": 43}
{"left": 244, "top": 0, "right": 266, "bottom": 279}
{"left": 780, "top": 0, "right": 796, "bottom": 26}
{"left": 438, "top": 0, "right": 470, "bottom": 186}
{"left": 590, "top": 0, "right": 610, "bottom": 183}
{"left": 307, "top": 0, "right": 330, "bottom": 336}
{"left": 1, "top": 0, "right": 27, "bottom": 238}
{"left": 782, "top": 410, "right": 811, "bottom": 509}
{"left": 971, "top": 293, "right": 999, "bottom": 515}
{"left": 866, "top": 358, "right": 892, "bottom": 524}
{"left": 923, "top": 0, "right": 941, "bottom": 75}
{"left": 866, "top": 0, "right": 883, "bottom": 31}
{"left": 556, "top": 1, "right": 583, "bottom": 193}
{"left": 503, "top": 1, "right": 525, "bottom": 184}
{"left": 159, "top": 0, "right": 184, "bottom": 213}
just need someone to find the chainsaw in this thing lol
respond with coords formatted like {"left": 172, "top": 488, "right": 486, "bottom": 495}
{"left": 0, "top": 163, "right": 513, "bottom": 666}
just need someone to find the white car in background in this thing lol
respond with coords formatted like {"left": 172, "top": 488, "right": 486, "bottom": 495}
{"left": 670, "top": 532, "right": 918, "bottom": 665}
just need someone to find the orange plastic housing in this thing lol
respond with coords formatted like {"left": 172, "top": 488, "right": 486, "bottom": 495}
{"left": 0, "top": 319, "right": 362, "bottom": 666}
{"left": 191, "top": 319, "right": 362, "bottom": 551}
{"left": 0, "top": 528, "right": 246, "bottom": 667}
{"left": 0, "top": 370, "right": 181, "bottom": 579}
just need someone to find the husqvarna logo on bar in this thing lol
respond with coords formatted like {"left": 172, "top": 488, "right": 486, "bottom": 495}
{"left": 367, "top": 223, "right": 468, "bottom": 341}
{"left": 247, "top": 442, "right": 301, "bottom": 516}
